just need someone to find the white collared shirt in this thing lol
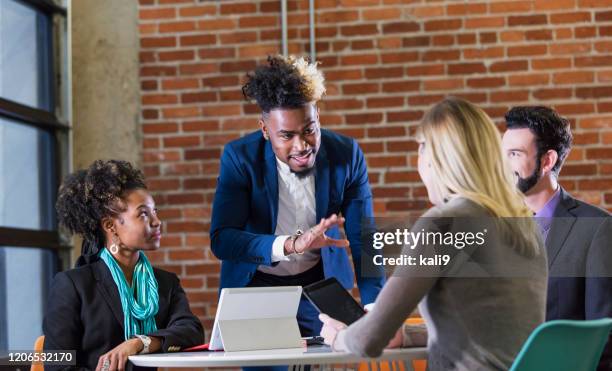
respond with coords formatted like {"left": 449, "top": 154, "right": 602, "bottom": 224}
{"left": 257, "top": 157, "right": 320, "bottom": 276}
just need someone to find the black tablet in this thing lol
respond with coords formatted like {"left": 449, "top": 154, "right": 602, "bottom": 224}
{"left": 303, "top": 277, "right": 366, "bottom": 325}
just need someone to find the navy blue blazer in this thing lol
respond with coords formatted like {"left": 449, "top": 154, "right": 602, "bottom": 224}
{"left": 210, "top": 129, "right": 385, "bottom": 304}
{"left": 546, "top": 188, "right": 612, "bottom": 370}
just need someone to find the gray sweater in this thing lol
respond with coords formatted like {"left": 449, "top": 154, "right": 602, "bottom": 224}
{"left": 334, "top": 197, "right": 548, "bottom": 371}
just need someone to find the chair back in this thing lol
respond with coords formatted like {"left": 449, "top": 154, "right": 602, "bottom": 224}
{"left": 510, "top": 318, "right": 612, "bottom": 371}
{"left": 31, "top": 335, "right": 45, "bottom": 371}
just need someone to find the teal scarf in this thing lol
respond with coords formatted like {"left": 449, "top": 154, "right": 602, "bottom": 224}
{"left": 100, "top": 248, "right": 159, "bottom": 339}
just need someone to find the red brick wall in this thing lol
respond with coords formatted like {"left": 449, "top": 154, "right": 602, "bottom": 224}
{"left": 137, "top": 0, "right": 612, "bottom": 334}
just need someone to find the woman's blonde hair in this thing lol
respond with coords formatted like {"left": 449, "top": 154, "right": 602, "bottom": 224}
{"left": 417, "top": 97, "right": 540, "bottom": 257}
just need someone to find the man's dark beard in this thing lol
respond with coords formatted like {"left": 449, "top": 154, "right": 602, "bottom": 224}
{"left": 289, "top": 150, "right": 317, "bottom": 178}
{"left": 291, "top": 165, "right": 316, "bottom": 179}
{"left": 516, "top": 156, "right": 541, "bottom": 194}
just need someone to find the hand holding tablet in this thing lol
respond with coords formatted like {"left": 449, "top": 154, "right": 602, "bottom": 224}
{"left": 303, "top": 277, "right": 366, "bottom": 325}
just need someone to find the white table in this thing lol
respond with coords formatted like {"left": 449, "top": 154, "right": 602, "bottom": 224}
{"left": 129, "top": 345, "right": 427, "bottom": 370}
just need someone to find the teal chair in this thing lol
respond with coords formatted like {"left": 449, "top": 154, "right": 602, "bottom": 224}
{"left": 510, "top": 318, "right": 612, "bottom": 371}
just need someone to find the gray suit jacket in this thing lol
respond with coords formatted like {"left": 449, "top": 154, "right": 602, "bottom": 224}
{"left": 547, "top": 188, "right": 612, "bottom": 370}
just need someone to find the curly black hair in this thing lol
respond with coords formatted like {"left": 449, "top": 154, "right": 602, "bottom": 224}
{"left": 505, "top": 106, "right": 573, "bottom": 176}
{"left": 56, "top": 160, "right": 146, "bottom": 264}
{"left": 242, "top": 55, "right": 325, "bottom": 113}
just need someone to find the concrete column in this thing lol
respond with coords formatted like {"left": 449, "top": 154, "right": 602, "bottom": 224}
{"left": 69, "top": 0, "right": 141, "bottom": 262}
{"left": 71, "top": 0, "right": 141, "bottom": 169}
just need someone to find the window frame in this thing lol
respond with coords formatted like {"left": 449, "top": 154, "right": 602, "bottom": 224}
{"left": 0, "top": 0, "right": 70, "bottom": 256}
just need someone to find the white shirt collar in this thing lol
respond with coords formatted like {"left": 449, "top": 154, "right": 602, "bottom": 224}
{"left": 275, "top": 157, "right": 292, "bottom": 176}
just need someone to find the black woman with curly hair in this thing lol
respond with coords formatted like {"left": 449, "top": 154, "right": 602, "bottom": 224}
{"left": 43, "top": 160, "right": 204, "bottom": 371}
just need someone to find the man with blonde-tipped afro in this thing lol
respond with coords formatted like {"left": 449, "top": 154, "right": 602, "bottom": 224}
{"left": 210, "top": 55, "right": 385, "bottom": 343}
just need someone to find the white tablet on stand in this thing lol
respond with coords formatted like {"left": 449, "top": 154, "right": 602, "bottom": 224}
{"left": 209, "top": 286, "right": 303, "bottom": 352}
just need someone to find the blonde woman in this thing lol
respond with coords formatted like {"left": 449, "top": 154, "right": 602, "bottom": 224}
{"left": 319, "top": 97, "right": 548, "bottom": 370}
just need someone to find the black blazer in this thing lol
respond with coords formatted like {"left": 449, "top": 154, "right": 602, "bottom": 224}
{"left": 546, "top": 188, "right": 612, "bottom": 370}
{"left": 43, "top": 260, "right": 204, "bottom": 371}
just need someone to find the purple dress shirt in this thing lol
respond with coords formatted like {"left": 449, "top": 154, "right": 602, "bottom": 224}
{"left": 534, "top": 187, "right": 562, "bottom": 242}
